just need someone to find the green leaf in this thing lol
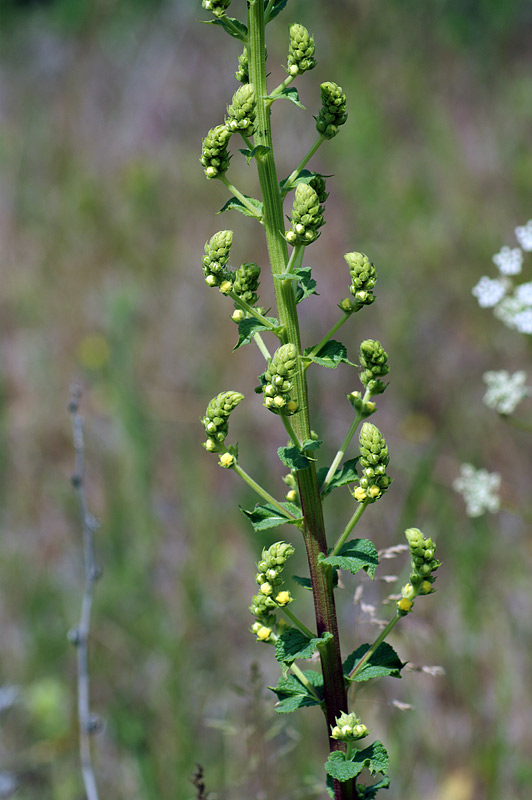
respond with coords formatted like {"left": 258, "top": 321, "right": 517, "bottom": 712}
{"left": 269, "top": 670, "right": 324, "bottom": 713}
{"left": 301, "top": 439, "right": 322, "bottom": 452}
{"left": 304, "top": 340, "right": 355, "bottom": 369}
{"left": 238, "top": 145, "right": 271, "bottom": 164}
{"left": 319, "top": 539, "right": 379, "bottom": 578}
{"left": 278, "top": 446, "right": 310, "bottom": 471}
{"left": 268, "top": 86, "right": 306, "bottom": 109}
{"left": 356, "top": 777, "right": 391, "bottom": 799}
{"left": 202, "top": 16, "right": 248, "bottom": 42}
{"left": 240, "top": 502, "right": 301, "bottom": 532}
{"left": 275, "top": 628, "right": 333, "bottom": 664}
{"left": 233, "top": 317, "right": 278, "bottom": 350}
{"left": 292, "top": 574, "right": 312, "bottom": 590}
{"left": 266, "top": 0, "right": 288, "bottom": 22}
{"left": 317, "top": 457, "right": 359, "bottom": 496}
{"left": 217, "top": 195, "right": 263, "bottom": 219}
{"left": 280, "top": 169, "right": 332, "bottom": 194}
{"left": 295, "top": 267, "right": 318, "bottom": 303}
{"left": 325, "top": 741, "right": 389, "bottom": 782}
{"left": 343, "top": 642, "right": 405, "bottom": 683}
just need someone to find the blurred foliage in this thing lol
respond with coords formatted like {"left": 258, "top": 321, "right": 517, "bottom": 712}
{"left": 1, "top": 1, "right": 532, "bottom": 800}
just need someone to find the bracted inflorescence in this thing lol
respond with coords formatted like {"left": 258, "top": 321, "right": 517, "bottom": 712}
{"left": 330, "top": 711, "right": 369, "bottom": 742}
{"left": 201, "top": 0, "right": 231, "bottom": 17}
{"left": 250, "top": 541, "right": 295, "bottom": 642}
{"left": 202, "top": 390, "right": 244, "bottom": 455}
{"left": 397, "top": 528, "right": 441, "bottom": 615}
{"left": 200, "top": 124, "right": 232, "bottom": 179}
{"left": 225, "top": 84, "right": 256, "bottom": 138}
{"left": 286, "top": 182, "right": 325, "bottom": 245}
{"left": 235, "top": 47, "right": 249, "bottom": 83}
{"left": 262, "top": 344, "right": 299, "bottom": 415}
{"left": 340, "top": 251, "right": 377, "bottom": 313}
{"left": 287, "top": 23, "right": 316, "bottom": 75}
{"left": 359, "top": 339, "right": 389, "bottom": 395}
{"left": 353, "top": 422, "right": 391, "bottom": 503}
{"left": 316, "top": 81, "right": 348, "bottom": 139}
{"left": 202, "top": 230, "right": 233, "bottom": 292}
{"left": 232, "top": 262, "right": 261, "bottom": 306}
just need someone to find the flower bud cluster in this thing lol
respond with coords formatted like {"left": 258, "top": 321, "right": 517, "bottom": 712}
{"left": 202, "top": 390, "right": 244, "bottom": 453}
{"left": 308, "top": 174, "right": 328, "bottom": 205}
{"left": 287, "top": 23, "right": 316, "bottom": 76}
{"left": 316, "top": 81, "right": 348, "bottom": 139}
{"left": 200, "top": 124, "right": 232, "bottom": 180}
{"left": 202, "top": 230, "right": 234, "bottom": 291}
{"left": 352, "top": 422, "right": 391, "bottom": 504}
{"left": 235, "top": 47, "right": 249, "bottom": 83}
{"left": 286, "top": 183, "right": 325, "bottom": 246}
{"left": 283, "top": 471, "right": 299, "bottom": 503}
{"left": 346, "top": 391, "right": 376, "bottom": 419}
{"left": 202, "top": 0, "right": 231, "bottom": 17}
{"left": 330, "top": 711, "right": 369, "bottom": 742}
{"left": 262, "top": 344, "right": 299, "bottom": 415}
{"left": 359, "top": 339, "right": 389, "bottom": 395}
{"left": 225, "top": 84, "right": 256, "bottom": 138}
{"left": 397, "top": 528, "right": 440, "bottom": 615}
{"left": 340, "top": 251, "right": 377, "bottom": 313}
{"left": 250, "top": 541, "right": 295, "bottom": 642}
{"left": 232, "top": 262, "right": 261, "bottom": 306}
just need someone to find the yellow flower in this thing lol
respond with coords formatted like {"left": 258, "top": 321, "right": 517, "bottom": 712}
{"left": 219, "top": 452, "right": 235, "bottom": 468}
{"left": 275, "top": 591, "right": 291, "bottom": 606}
{"left": 397, "top": 597, "right": 413, "bottom": 613}
{"left": 256, "top": 626, "right": 272, "bottom": 641}
{"left": 353, "top": 487, "right": 367, "bottom": 502}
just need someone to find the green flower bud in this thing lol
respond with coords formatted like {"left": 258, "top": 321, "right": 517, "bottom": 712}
{"left": 330, "top": 711, "right": 368, "bottom": 742}
{"left": 263, "top": 344, "right": 299, "bottom": 415}
{"left": 344, "top": 251, "right": 377, "bottom": 310}
{"left": 316, "top": 81, "right": 348, "bottom": 139}
{"left": 235, "top": 47, "right": 249, "bottom": 83}
{"left": 287, "top": 23, "right": 316, "bottom": 76}
{"left": 201, "top": 390, "right": 244, "bottom": 453}
{"left": 286, "top": 183, "right": 324, "bottom": 246}
{"left": 405, "top": 528, "right": 424, "bottom": 550}
{"left": 226, "top": 84, "right": 256, "bottom": 138}
{"left": 308, "top": 173, "right": 328, "bottom": 204}
{"left": 202, "top": 0, "right": 231, "bottom": 18}
{"left": 202, "top": 229, "right": 233, "bottom": 288}
{"left": 359, "top": 422, "right": 389, "bottom": 470}
{"left": 232, "top": 262, "right": 261, "bottom": 306}
{"left": 200, "top": 124, "right": 232, "bottom": 179}
{"left": 359, "top": 339, "right": 389, "bottom": 395}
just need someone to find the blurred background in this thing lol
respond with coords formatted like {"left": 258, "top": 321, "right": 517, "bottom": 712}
{"left": 1, "top": 0, "right": 532, "bottom": 798}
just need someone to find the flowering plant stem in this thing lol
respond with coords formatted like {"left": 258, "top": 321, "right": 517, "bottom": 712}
{"left": 247, "top": 4, "right": 354, "bottom": 797}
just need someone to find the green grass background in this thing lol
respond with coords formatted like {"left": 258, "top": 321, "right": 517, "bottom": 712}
{"left": 1, "top": 1, "right": 532, "bottom": 798}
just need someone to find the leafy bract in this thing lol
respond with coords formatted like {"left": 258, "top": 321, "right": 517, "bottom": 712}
{"left": 278, "top": 440, "right": 321, "bottom": 471}
{"left": 201, "top": 17, "right": 248, "bottom": 42}
{"left": 325, "top": 741, "right": 389, "bottom": 781}
{"left": 304, "top": 340, "right": 355, "bottom": 369}
{"left": 233, "top": 317, "right": 278, "bottom": 350}
{"left": 326, "top": 775, "right": 390, "bottom": 799}
{"left": 218, "top": 195, "right": 263, "bottom": 219}
{"left": 293, "top": 569, "right": 338, "bottom": 591}
{"left": 238, "top": 144, "right": 271, "bottom": 163}
{"left": 317, "top": 458, "right": 359, "bottom": 496}
{"left": 265, "top": 0, "right": 288, "bottom": 22}
{"left": 267, "top": 86, "right": 306, "bottom": 109}
{"left": 275, "top": 628, "right": 333, "bottom": 664}
{"left": 269, "top": 669, "right": 324, "bottom": 713}
{"left": 279, "top": 169, "right": 331, "bottom": 194}
{"left": 240, "top": 502, "right": 302, "bottom": 532}
{"left": 276, "top": 267, "right": 318, "bottom": 303}
{"left": 319, "top": 539, "right": 378, "bottom": 578}
{"left": 343, "top": 642, "right": 404, "bottom": 683}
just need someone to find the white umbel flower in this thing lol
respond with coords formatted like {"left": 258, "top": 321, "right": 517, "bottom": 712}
{"left": 472, "top": 276, "right": 507, "bottom": 308}
{"left": 515, "top": 220, "right": 532, "bottom": 252}
{"left": 483, "top": 370, "right": 530, "bottom": 415}
{"left": 492, "top": 246, "right": 523, "bottom": 276}
{"left": 513, "top": 309, "right": 532, "bottom": 334}
{"left": 514, "top": 281, "right": 532, "bottom": 304}
{"left": 453, "top": 463, "right": 501, "bottom": 517}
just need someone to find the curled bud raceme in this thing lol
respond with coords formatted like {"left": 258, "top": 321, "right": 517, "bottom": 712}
{"left": 200, "top": 124, "right": 232, "bottom": 179}
{"left": 201, "top": 390, "right": 244, "bottom": 453}
{"left": 359, "top": 339, "right": 389, "bottom": 395}
{"left": 226, "top": 84, "right": 256, "bottom": 138}
{"left": 316, "top": 81, "right": 348, "bottom": 139}
{"left": 404, "top": 528, "right": 440, "bottom": 596}
{"left": 202, "top": 229, "right": 233, "bottom": 289}
{"left": 286, "top": 183, "right": 324, "bottom": 246}
{"left": 232, "top": 262, "right": 261, "bottom": 306}
{"left": 250, "top": 542, "right": 295, "bottom": 638}
{"left": 262, "top": 344, "right": 299, "bottom": 414}
{"left": 344, "top": 251, "right": 377, "bottom": 311}
{"left": 353, "top": 422, "right": 391, "bottom": 503}
{"left": 330, "top": 711, "right": 369, "bottom": 742}
{"left": 202, "top": 0, "right": 231, "bottom": 17}
{"left": 287, "top": 23, "right": 316, "bottom": 76}
{"left": 235, "top": 47, "right": 249, "bottom": 83}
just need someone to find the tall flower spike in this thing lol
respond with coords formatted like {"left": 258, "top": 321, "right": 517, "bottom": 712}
{"left": 287, "top": 23, "right": 316, "bottom": 76}
{"left": 359, "top": 339, "right": 389, "bottom": 395}
{"left": 232, "top": 262, "right": 261, "bottom": 306}
{"left": 397, "top": 528, "right": 441, "bottom": 615}
{"left": 202, "top": 0, "right": 231, "bottom": 17}
{"left": 341, "top": 251, "right": 377, "bottom": 312}
{"left": 286, "top": 183, "right": 324, "bottom": 245}
{"left": 225, "top": 84, "right": 257, "bottom": 138}
{"left": 200, "top": 124, "right": 232, "bottom": 179}
{"left": 316, "top": 81, "right": 348, "bottom": 139}
{"left": 202, "top": 230, "right": 233, "bottom": 290}
{"left": 202, "top": 390, "right": 244, "bottom": 453}
{"left": 353, "top": 422, "right": 391, "bottom": 503}
{"left": 262, "top": 343, "right": 299, "bottom": 415}
{"left": 250, "top": 541, "right": 295, "bottom": 641}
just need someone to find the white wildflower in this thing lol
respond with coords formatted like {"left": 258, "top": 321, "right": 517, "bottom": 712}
{"left": 472, "top": 276, "right": 507, "bottom": 308}
{"left": 483, "top": 370, "right": 530, "bottom": 415}
{"left": 453, "top": 463, "right": 501, "bottom": 517}
{"left": 515, "top": 281, "right": 532, "bottom": 304}
{"left": 513, "top": 309, "right": 532, "bottom": 334}
{"left": 493, "top": 295, "right": 523, "bottom": 328}
{"left": 515, "top": 220, "right": 532, "bottom": 252}
{"left": 492, "top": 246, "right": 523, "bottom": 276}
